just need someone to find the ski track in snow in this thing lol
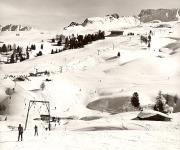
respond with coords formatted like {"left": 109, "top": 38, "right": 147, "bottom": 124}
{"left": 0, "top": 129, "right": 180, "bottom": 150}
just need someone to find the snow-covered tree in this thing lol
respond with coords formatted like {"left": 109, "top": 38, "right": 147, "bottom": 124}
{"left": 154, "top": 91, "right": 166, "bottom": 113}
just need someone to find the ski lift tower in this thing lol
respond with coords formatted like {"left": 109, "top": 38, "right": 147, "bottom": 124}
{"left": 24, "top": 100, "right": 51, "bottom": 130}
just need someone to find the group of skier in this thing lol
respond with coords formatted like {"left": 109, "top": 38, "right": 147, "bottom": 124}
{"left": 17, "top": 124, "right": 38, "bottom": 141}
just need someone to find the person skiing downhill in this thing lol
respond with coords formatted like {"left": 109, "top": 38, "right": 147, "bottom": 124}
{"left": 18, "top": 124, "right": 23, "bottom": 141}
{"left": 34, "top": 125, "right": 38, "bottom": 136}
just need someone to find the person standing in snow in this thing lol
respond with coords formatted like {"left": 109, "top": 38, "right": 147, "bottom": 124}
{"left": 148, "top": 42, "right": 151, "bottom": 49}
{"left": 34, "top": 125, "right": 38, "bottom": 136}
{"left": 117, "top": 52, "right": 121, "bottom": 57}
{"left": 18, "top": 124, "right": 23, "bottom": 141}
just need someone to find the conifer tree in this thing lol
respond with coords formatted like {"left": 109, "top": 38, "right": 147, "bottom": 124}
{"left": 26, "top": 51, "right": 29, "bottom": 59}
{"left": 10, "top": 54, "right": 15, "bottom": 63}
{"left": 154, "top": 91, "right": 165, "bottom": 113}
{"left": 1, "top": 44, "right": 7, "bottom": 52}
{"left": 131, "top": 92, "right": 140, "bottom": 109}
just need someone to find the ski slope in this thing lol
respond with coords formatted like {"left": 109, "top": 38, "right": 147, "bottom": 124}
{"left": 0, "top": 20, "right": 180, "bottom": 150}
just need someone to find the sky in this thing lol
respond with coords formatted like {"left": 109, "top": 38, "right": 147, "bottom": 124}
{"left": 0, "top": 0, "right": 180, "bottom": 30}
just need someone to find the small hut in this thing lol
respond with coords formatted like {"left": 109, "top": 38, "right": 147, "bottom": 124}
{"left": 109, "top": 30, "right": 124, "bottom": 36}
{"left": 137, "top": 110, "right": 172, "bottom": 121}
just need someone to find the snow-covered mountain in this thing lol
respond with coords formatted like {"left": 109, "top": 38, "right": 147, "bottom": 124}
{"left": 85, "top": 16, "right": 140, "bottom": 28}
{"left": 139, "top": 8, "right": 180, "bottom": 22}
{"left": 65, "top": 22, "right": 80, "bottom": 29}
{"left": 0, "top": 24, "right": 32, "bottom": 32}
{"left": 64, "top": 9, "right": 180, "bottom": 35}
{"left": 64, "top": 14, "right": 140, "bottom": 35}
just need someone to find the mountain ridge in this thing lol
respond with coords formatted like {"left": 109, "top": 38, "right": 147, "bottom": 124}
{"left": 138, "top": 8, "right": 180, "bottom": 22}
{"left": 65, "top": 9, "right": 180, "bottom": 31}
{"left": 0, "top": 24, "right": 32, "bottom": 32}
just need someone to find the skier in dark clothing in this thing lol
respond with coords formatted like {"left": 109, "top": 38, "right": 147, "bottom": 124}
{"left": 34, "top": 125, "right": 38, "bottom": 136}
{"left": 18, "top": 124, "right": 23, "bottom": 141}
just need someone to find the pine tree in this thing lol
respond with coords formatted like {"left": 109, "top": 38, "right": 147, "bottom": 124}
{"left": 131, "top": 92, "right": 140, "bottom": 109}
{"left": 16, "top": 46, "right": 20, "bottom": 53}
{"left": 38, "top": 51, "right": 43, "bottom": 56}
{"left": 64, "top": 37, "right": 69, "bottom": 49}
{"left": 30, "top": 45, "right": 33, "bottom": 50}
{"left": 0, "top": 104, "right": 6, "bottom": 112}
{"left": 1, "top": 44, "right": 7, "bottom": 52}
{"left": 174, "top": 95, "right": 178, "bottom": 104}
{"left": 154, "top": 91, "right": 165, "bottom": 113}
{"left": 26, "top": 51, "right": 29, "bottom": 59}
{"left": 57, "top": 40, "right": 62, "bottom": 46}
{"left": 10, "top": 54, "right": 15, "bottom": 63}
{"left": 8, "top": 45, "right": 12, "bottom": 51}
{"left": 19, "top": 51, "right": 24, "bottom": 62}
{"left": 98, "top": 30, "right": 105, "bottom": 39}
{"left": 52, "top": 39, "right": 55, "bottom": 43}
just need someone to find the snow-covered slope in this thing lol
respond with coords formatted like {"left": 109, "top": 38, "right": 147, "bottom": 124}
{"left": 0, "top": 22, "right": 180, "bottom": 118}
{"left": 0, "top": 18, "right": 180, "bottom": 150}
{"left": 170, "top": 22, "right": 180, "bottom": 37}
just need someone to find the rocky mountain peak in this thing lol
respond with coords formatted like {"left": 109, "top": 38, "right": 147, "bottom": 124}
{"left": 0, "top": 24, "right": 32, "bottom": 31}
{"left": 138, "top": 8, "right": 180, "bottom": 22}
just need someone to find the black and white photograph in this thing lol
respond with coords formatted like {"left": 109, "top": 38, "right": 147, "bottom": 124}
{"left": 0, "top": 0, "right": 180, "bottom": 150}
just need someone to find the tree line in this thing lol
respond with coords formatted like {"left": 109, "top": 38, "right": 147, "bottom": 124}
{"left": 131, "top": 91, "right": 178, "bottom": 114}
{"left": 1, "top": 30, "right": 105, "bottom": 63}
{"left": 51, "top": 30, "right": 105, "bottom": 52}
{"left": 0, "top": 43, "right": 44, "bottom": 63}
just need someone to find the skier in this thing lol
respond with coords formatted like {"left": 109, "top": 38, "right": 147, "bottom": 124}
{"left": 148, "top": 35, "right": 151, "bottom": 43}
{"left": 18, "top": 124, "right": 23, "bottom": 141}
{"left": 34, "top": 125, "right": 38, "bottom": 136}
{"left": 148, "top": 42, "right": 151, "bottom": 49}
